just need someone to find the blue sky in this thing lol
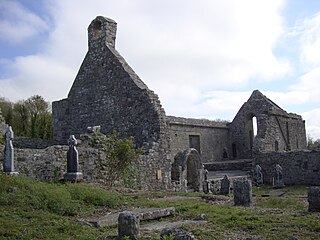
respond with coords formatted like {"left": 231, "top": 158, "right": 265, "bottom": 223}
{"left": 0, "top": 0, "right": 320, "bottom": 139}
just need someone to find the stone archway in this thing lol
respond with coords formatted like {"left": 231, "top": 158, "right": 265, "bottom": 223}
{"left": 171, "top": 148, "right": 203, "bottom": 192}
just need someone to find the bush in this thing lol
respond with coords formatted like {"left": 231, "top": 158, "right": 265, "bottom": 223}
{"left": 90, "top": 130, "right": 143, "bottom": 187}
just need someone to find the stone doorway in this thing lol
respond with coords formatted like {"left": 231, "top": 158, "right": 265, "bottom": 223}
{"left": 171, "top": 148, "right": 203, "bottom": 192}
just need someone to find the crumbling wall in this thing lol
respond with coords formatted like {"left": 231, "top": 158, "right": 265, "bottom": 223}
{"left": 254, "top": 150, "right": 320, "bottom": 185}
{"left": 228, "top": 90, "right": 307, "bottom": 159}
{"left": 52, "top": 16, "right": 171, "bottom": 190}
{"left": 168, "top": 116, "right": 229, "bottom": 163}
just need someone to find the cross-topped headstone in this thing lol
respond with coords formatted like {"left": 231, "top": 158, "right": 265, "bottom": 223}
{"left": 3, "top": 126, "right": 18, "bottom": 175}
{"left": 64, "top": 135, "right": 83, "bottom": 182}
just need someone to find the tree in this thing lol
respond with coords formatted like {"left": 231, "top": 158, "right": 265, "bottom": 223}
{"left": 0, "top": 97, "right": 13, "bottom": 126}
{"left": 25, "top": 95, "right": 50, "bottom": 139}
{"left": 0, "top": 95, "right": 53, "bottom": 140}
{"left": 12, "top": 101, "right": 29, "bottom": 137}
{"left": 307, "top": 135, "right": 320, "bottom": 150}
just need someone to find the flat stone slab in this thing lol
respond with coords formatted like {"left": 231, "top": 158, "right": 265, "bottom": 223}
{"left": 141, "top": 220, "right": 207, "bottom": 232}
{"left": 151, "top": 196, "right": 201, "bottom": 202}
{"left": 86, "top": 207, "right": 175, "bottom": 227}
{"left": 261, "top": 190, "right": 285, "bottom": 197}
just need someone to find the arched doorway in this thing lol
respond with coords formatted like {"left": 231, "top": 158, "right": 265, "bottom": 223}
{"left": 171, "top": 148, "right": 203, "bottom": 192}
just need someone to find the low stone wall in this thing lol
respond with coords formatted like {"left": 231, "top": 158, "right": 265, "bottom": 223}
{"left": 13, "top": 137, "right": 61, "bottom": 149}
{"left": 204, "top": 159, "right": 253, "bottom": 171}
{"left": 253, "top": 150, "right": 320, "bottom": 185}
{"left": 0, "top": 140, "right": 171, "bottom": 190}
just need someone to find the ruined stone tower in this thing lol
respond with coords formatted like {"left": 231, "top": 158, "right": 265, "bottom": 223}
{"left": 52, "top": 16, "right": 171, "bottom": 189}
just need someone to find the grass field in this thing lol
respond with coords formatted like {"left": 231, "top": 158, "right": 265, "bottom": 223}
{"left": 0, "top": 174, "right": 319, "bottom": 239}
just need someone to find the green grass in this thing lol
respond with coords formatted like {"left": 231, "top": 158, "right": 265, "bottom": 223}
{"left": 1, "top": 175, "right": 320, "bottom": 239}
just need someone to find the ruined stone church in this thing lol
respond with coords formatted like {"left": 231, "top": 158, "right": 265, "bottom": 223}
{"left": 52, "top": 16, "right": 308, "bottom": 190}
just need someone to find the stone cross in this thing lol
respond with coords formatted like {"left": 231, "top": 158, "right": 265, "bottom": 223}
{"left": 220, "top": 175, "right": 231, "bottom": 195}
{"left": 233, "top": 179, "right": 252, "bottom": 207}
{"left": 67, "top": 135, "right": 79, "bottom": 172}
{"left": 64, "top": 135, "right": 83, "bottom": 181}
{"left": 3, "top": 126, "right": 18, "bottom": 175}
{"left": 254, "top": 164, "right": 263, "bottom": 186}
{"left": 118, "top": 212, "right": 140, "bottom": 240}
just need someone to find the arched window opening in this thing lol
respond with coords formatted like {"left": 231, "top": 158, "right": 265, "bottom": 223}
{"left": 253, "top": 116, "right": 258, "bottom": 136}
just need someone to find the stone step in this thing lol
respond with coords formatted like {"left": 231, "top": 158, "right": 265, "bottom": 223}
{"left": 204, "top": 159, "right": 253, "bottom": 171}
{"left": 84, "top": 207, "right": 176, "bottom": 228}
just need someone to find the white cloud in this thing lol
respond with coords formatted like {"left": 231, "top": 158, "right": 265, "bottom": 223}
{"left": 302, "top": 109, "right": 320, "bottom": 140}
{"left": 0, "top": 0, "right": 48, "bottom": 43}
{"left": 0, "top": 0, "right": 290, "bottom": 105}
{"left": 295, "top": 13, "right": 320, "bottom": 67}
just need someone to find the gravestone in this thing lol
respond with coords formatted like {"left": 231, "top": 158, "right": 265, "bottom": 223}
{"left": 220, "top": 175, "right": 230, "bottom": 195}
{"left": 202, "top": 169, "right": 211, "bottom": 194}
{"left": 118, "top": 212, "right": 140, "bottom": 240}
{"left": 3, "top": 126, "right": 18, "bottom": 175}
{"left": 64, "top": 135, "right": 83, "bottom": 181}
{"left": 308, "top": 186, "right": 320, "bottom": 212}
{"left": 254, "top": 164, "right": 263, "bottom": 186}
{"left": 275, "top": 164, "right": 284, "bottom": 188}
{"left": 160, "top": 228, "right": 195, "bottom": 240}
{"left": 233, "top": 179, "right": 252, "bottom": 207}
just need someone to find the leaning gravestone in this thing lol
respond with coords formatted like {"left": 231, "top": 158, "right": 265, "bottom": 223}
{"left": 220, "top": 175, "right": 230, "bottom": 195}
{"left": 233, "top": 179, "right": 252, "bottom": 207}
{"left": 118, "top": 212, "right": 140, "bottom": 240}
{"left": 64, "top": 135, "right": 83, "bottom": 181}
{"left": 3, "top": 126, "right": 18, "bottom": 175}
{"left": 308, "top": 186, "right": 320, "bottom": 212}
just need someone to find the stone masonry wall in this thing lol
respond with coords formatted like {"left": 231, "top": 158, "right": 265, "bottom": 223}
{"left": 167, "top": 116, "right": 229, "bottom": 163}
{"left": 52, "top": 16, "right": 171, "bottom": 190}
{"left": 0, "top": 135, "right": 171, "bottom": 190}
{"left": 228, "top": 90, "right": 307, "bottom": 160}
{"left": 254, "top": 150, "right": 320, "bottom": 185}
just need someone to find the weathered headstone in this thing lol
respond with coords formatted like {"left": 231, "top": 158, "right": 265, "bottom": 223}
{"left": 118, "top": 212, "right": 140, "bottom": 240}
{"left": 160, "top": 228, "right": 195, "bottom": 240}
{"left": 220, "top": 175, "right": 230, "bottom": 195}
{"left": 64, "top": 135, "right": 83, "bottom": 181}
{"left": 3, "top": 126, "right": 18, "bottom": 175}
{"left": 202, "top": 169, "right": 211, "bottom": 194}
{"left": 254, "top": 164, "right": 263, "bottom": 186}
{"left": 233, "top": 179, "right": 252, "bottom": 207}
{"left": 275, "top": 164, "right": 284, "bottom": 188}
{"left": 308, "top": 186, "right": 320, "bottom": 212}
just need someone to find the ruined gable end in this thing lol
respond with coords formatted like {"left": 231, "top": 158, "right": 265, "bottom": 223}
{"left": 228, "top": 90, "right": 307, "bottom": 159}
{"left": 52, "top": 16, "right": 171, "bottom": 190}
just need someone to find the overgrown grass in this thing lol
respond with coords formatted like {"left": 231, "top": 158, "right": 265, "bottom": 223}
{"left": 0, "top": 174, "right": 123, "bottom": 216}
{"left": 1, "top": 175, "right": 320, "bottom": 240}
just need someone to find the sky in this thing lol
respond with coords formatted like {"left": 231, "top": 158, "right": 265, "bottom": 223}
{"left": 0, "top": 0, "right": 320, "bottom": 139}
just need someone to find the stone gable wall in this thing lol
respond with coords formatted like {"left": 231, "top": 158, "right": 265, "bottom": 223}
{"left": 228, "top": 90, "right": 307, "bottom": 159}
{"left": 254, "top": 150, "right": 320, "bottom": 185}
{"left": 52, "top": 17, "right": 171, "bottom": 189}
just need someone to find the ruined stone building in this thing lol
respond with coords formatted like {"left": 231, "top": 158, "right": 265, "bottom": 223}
{"left": 51, "top": 16, "right": 310, "bottom": 190}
